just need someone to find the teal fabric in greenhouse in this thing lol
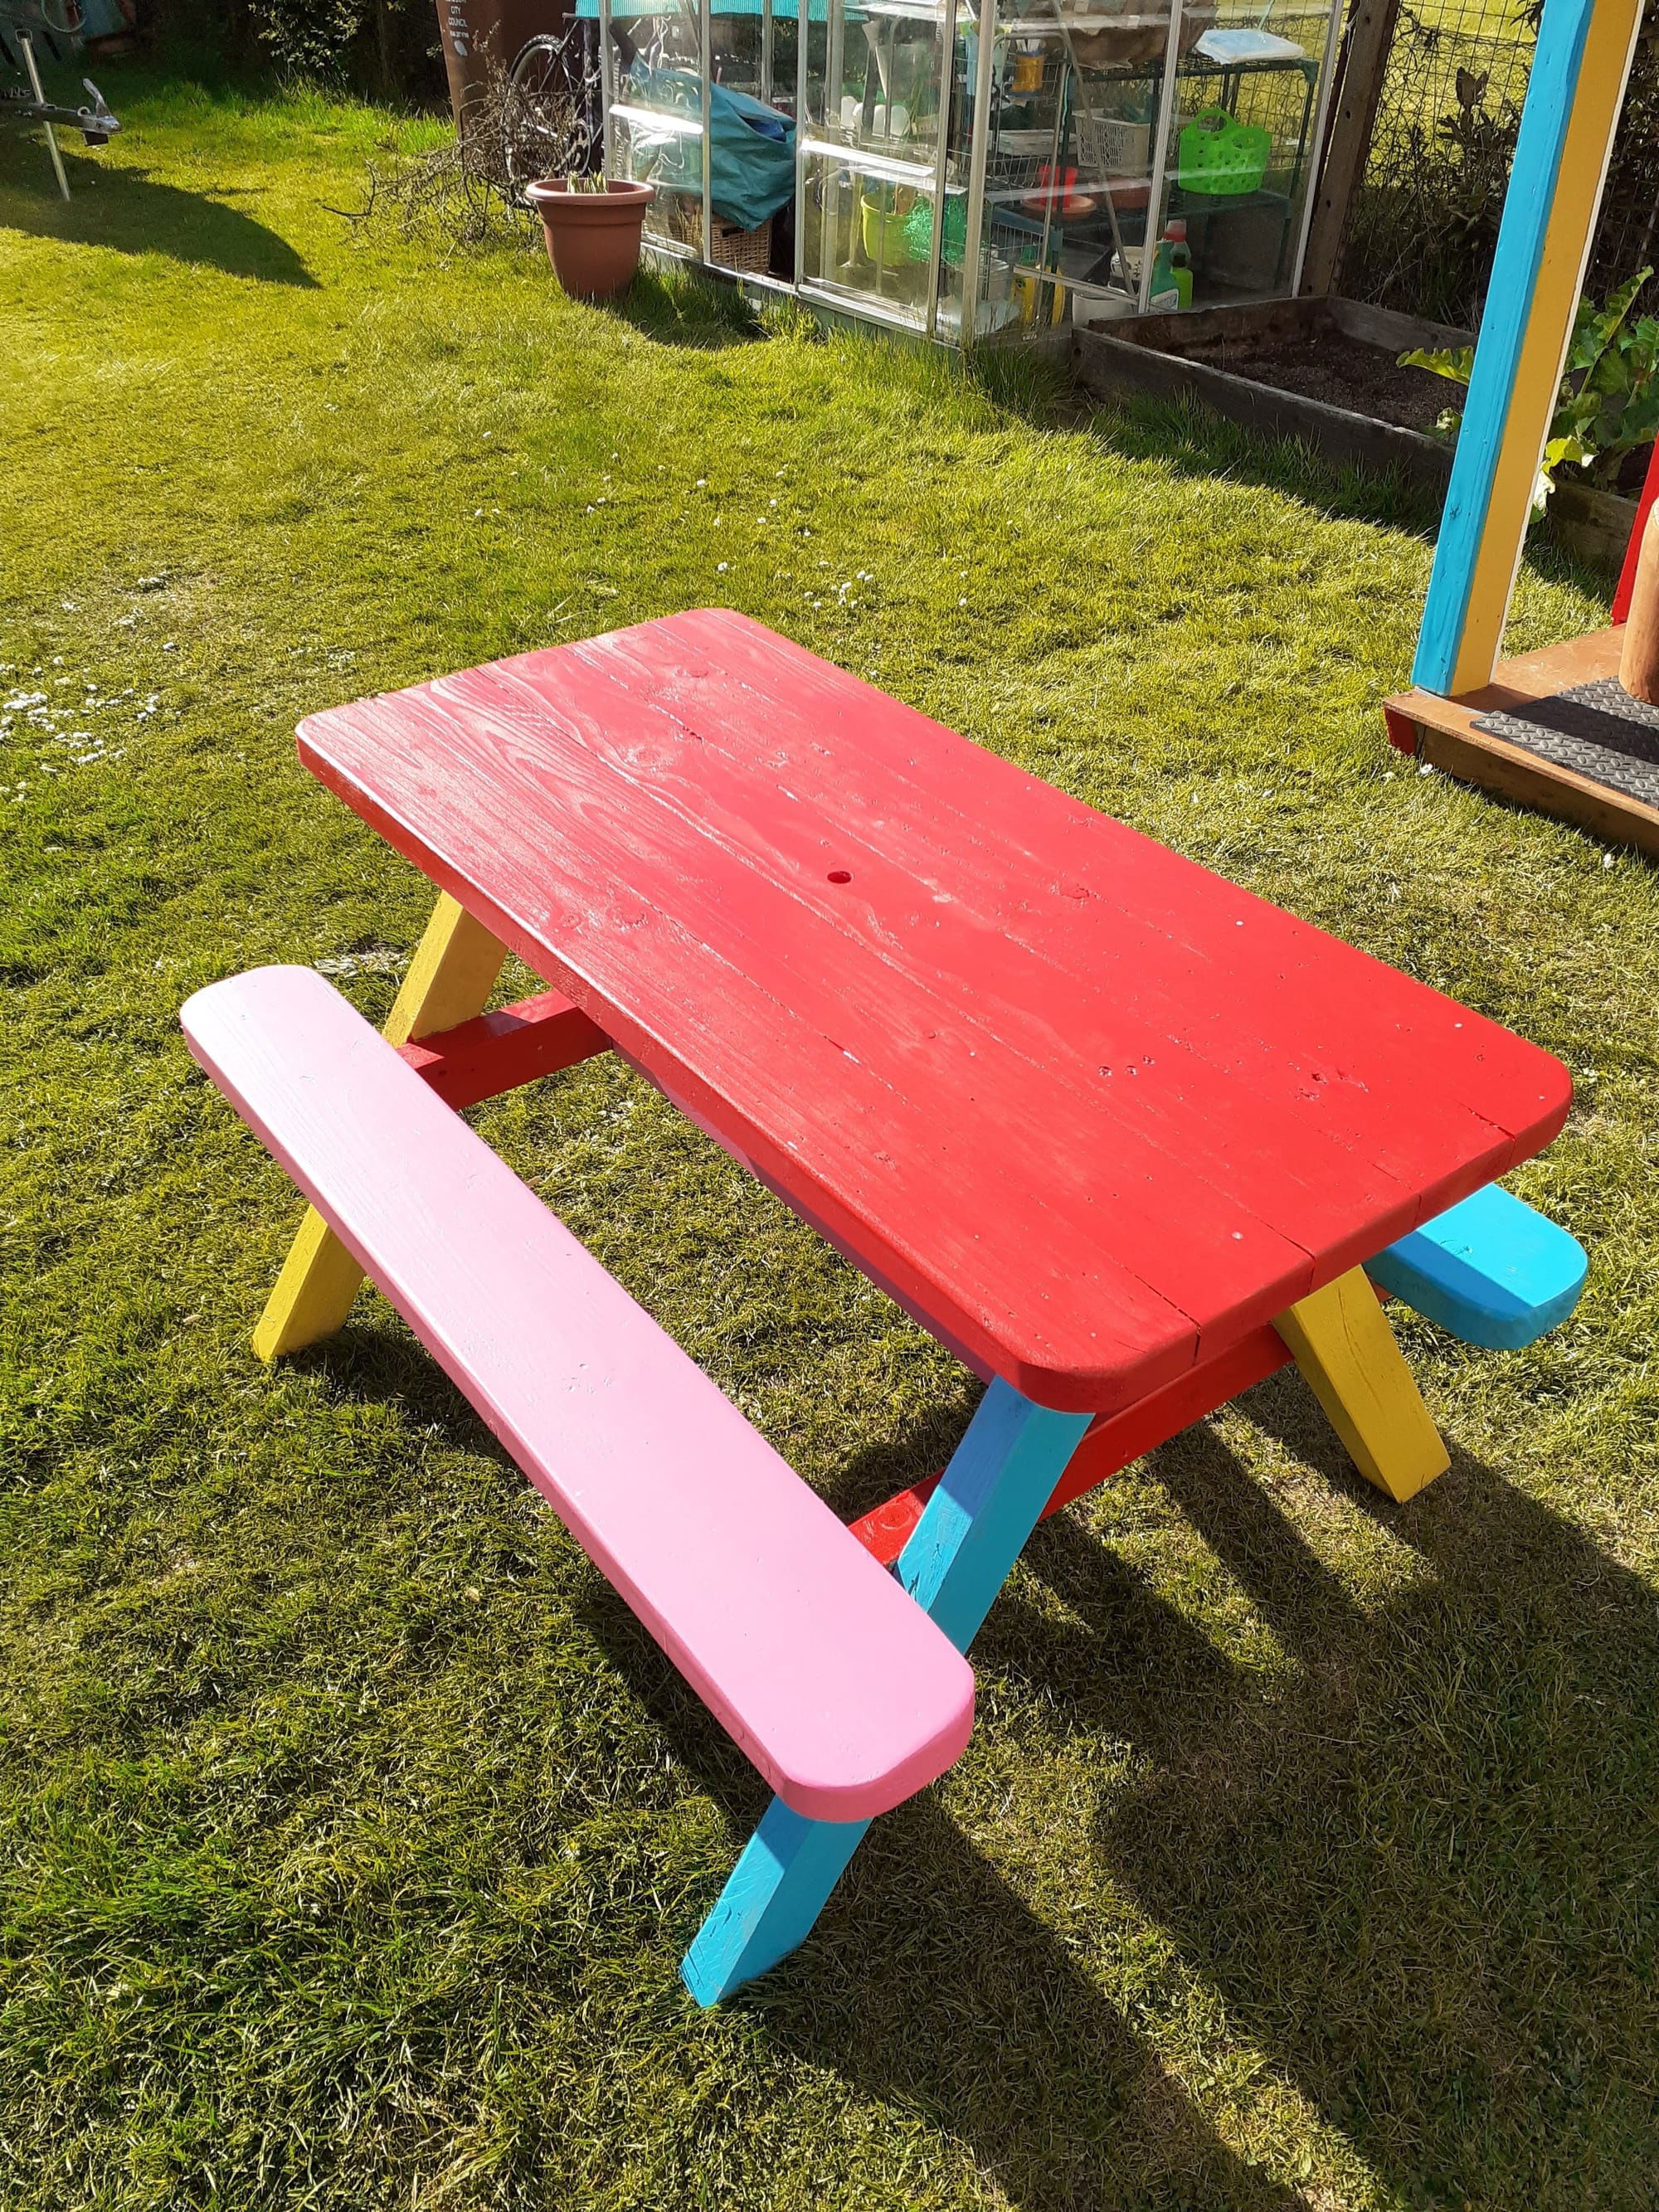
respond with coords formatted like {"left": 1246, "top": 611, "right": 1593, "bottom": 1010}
{"left": 622, "top": 67, "right": 797, "bottom": 228}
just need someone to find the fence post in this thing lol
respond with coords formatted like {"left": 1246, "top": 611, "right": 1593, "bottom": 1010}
{"left": 1301, "top": 0, "right": 1401, "bottom": 297}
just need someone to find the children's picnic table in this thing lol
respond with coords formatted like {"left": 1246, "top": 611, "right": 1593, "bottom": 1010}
{"left": 182, "top": 608, "right": 1583, "bottom": 2003}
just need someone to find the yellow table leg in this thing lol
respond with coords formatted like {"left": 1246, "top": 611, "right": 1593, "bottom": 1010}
{"left": 1272, "top": 1268, "right": 1450, "bottom": 1505}
{"left": 251, "top": 892, "right": 508, "bottom": 1359}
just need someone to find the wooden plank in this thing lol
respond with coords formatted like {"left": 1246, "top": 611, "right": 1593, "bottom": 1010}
{"left": 250, "top": 1208, "right": 367, "bottom": 1365}
{"left": 1394, "top": 707, "right": 1659, "bottom": 859}
{"left": 682, "top": 1799, "right": 872, "bottom": 2008}
{"left": 296, "top": 610, "right": 1574, "bottom": 1412}
{"left": 1366, "top": 1183, "right": 1586, "bottom": 1349}
{"left": 1384, "top": 625, "right": 1659, "bottom": 860}
{"left": 187, "top": 965, "right": 976, "bottom": 1824}
{"left": 1037, "top": 1319, "right": 1294, "bottom": 1518}
{"left": 382, "top": 892, "right": 509, "bottom": 1049}
{"left": 398, "top": 989, "right": 609, "bottom": 1108}
{"left": 847, "top": 1320, "right": 1297, "bottom": 1564}
{"left": 848, "top": 1479, "right": 940, "bottom": 1568}
{"left": 894, "top": 1383, "right": 1095, "bottom": 1654}
{"left": 1273, "top": 1267, "right": 1449, "bottom": 1503}
{"left": 1326, "top": 298, "right": 1473, "bottom": 355}
{"left": 253, "top": 893, "right": 508, "bottom": 1359}
{"left": 1073, "top": 325, "right": 1452, "bottom": 489}
{"left": 1083, "top": 297, "right": 1321, "bottom": 356}
{"left": 1299, "top": 0, "right": 1401, "bottom": 298}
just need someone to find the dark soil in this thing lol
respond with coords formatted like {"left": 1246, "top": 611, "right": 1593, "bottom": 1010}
{"left": 1209, "top": 328, "right": 1456, "bottom": 433}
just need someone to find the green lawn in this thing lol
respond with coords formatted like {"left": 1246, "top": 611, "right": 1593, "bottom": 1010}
{"left": 3, "top": 60, "right": 1658, "bottom": 2212}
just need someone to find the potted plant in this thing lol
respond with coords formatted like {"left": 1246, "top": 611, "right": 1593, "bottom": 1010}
{"left": 526, "top": 173, "right": 653, "bottom": 299}
{"left": 500, "top": 52, "right": 653, "bottom": 299}
{"left": 1401, "top": 271, "right": 1659, "bottom": 566}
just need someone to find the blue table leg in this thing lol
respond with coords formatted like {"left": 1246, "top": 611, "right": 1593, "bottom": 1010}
{"left": 681, "top": 1379, "right": 1092, "bottom": 2005}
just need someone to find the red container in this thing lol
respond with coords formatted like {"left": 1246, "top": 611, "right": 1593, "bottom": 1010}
{"left": 526, "top": 179, "right": 653, "bottom": 299}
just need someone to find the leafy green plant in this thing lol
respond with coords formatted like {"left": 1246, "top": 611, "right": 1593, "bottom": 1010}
{"left": 169, "top": 0, "right": 445, "bottom": 102}
{"left": 1400, "top": 270, "right": 1659, "bottom": 496}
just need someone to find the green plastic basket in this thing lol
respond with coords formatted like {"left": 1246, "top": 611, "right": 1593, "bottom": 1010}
{"left": 1176, "top": 107, "right": 1271, "bottom": 196}
{"left": 901, "top": 189, "right": 968, "bottom": 266}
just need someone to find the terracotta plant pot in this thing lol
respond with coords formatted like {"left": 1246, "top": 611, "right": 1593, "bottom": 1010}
{"left": 527, "top": 179, "right": 653, "bottom": 300}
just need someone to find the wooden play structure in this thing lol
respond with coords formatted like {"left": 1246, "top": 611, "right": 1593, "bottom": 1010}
{"left": 1384, "top": 0, "right": 1659, "bottom": 856}
{"left": 184, "top": 610, "right": 1588, "bottom": 2001}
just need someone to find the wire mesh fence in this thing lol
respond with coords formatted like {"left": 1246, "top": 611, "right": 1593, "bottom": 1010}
{"left": 1339, "top": 0, "right": 1659, "bottom": 333}
{"left": 1340, "top": 0, "right": 1533, "bottom": 330}
{"left": 1586, "top": 19, "right": 1659, "bottom": 304}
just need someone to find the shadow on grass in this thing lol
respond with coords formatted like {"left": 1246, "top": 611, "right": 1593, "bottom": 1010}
{"left": 760, "top": 1798, "right": 1310, "bottom": 2212}
{"left": 294, "top": 1320, "right": 1659, "bottom": 2203}
{"left": 1065, "top": 1385, "right": 1659, "bottom": 2206}
{"left": 572, "top": 1540, "right": 1308, "bottom": 2210}
{"left": 294, "top": 1339, "right": 1292, "bottom": 2205}
{"left": 606, "top": 260, "right": 768, "bottom": 350}
{"left": 579, "top": 1370, "right": 1659, "bottom": 2202}
{"left": 0, "top": 149, "right": 317, "bottom": 284}
{"left": 1082, "top": 386, "right": 1447, "bottom": 538}
{"left": 1078, "top": 386, "right": 1618, "bottom": 610}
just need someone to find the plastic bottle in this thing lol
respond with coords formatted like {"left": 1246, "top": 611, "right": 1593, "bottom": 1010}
{"left": 1148, "top": 219, "right": 1192, "bottom": 311}
{"left": 1166, "top": 217, "right": 1194, "bottom": 309}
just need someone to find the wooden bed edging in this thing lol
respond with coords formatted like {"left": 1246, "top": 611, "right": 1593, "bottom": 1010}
{"left": 1073, "top": 295, "right": 1464, "bottom": 489}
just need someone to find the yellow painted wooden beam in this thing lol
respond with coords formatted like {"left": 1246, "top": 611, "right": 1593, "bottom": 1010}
{"left": 1415, "top": 0, "right": 1643, "bottom": 697}
{"left": 1273, "top": 1268, "right": 1450, "bottom": 1504}
{"left": 379, "top": 891, "right": 511, "bottom": 1051}
{"left": 252, "top": 892, "right": 508, "bottom": 1359}
{"left": 1447, "top": 0, "right": 1643, "bottom": 697}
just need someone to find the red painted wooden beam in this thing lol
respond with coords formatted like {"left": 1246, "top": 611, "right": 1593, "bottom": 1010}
{"left": 1613, "top": 439, "right": 1659, "bottom": 625}
{"left": 847, "top": 1320, "right": 1301, "bottom": 1566}
{"left": 397, "top": 990, "right": 609, "bottom": 1109}
{"left": 849, "top": 1281, "right": 1401, "bottom": 1565}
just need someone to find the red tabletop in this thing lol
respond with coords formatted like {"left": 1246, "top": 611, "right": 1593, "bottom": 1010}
{"left": 297, "top": 609, "right": 1572, "bottom": 1414}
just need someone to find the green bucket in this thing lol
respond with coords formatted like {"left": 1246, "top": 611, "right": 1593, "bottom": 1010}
{"left": 861, "top": 186, "right": 925, "bottom": 264}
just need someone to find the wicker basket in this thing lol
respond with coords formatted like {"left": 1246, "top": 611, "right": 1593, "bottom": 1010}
{"left": 666, "top": 197, "right": 774, "bottom": 273}
{"left": 708, "top": 214, "right": 774, "bottom": 272}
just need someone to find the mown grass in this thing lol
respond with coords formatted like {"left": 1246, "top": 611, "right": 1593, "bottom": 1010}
{"left": 2, "top": 56, "right": 1658, "bottom": 2212}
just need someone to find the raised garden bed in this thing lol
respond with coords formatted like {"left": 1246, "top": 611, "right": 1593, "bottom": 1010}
{"left": 1550, "top": 476, "right": 1642, "bottom": 571}
{"left": 1073, "top": 294, "right": 1472, "bottom": 488}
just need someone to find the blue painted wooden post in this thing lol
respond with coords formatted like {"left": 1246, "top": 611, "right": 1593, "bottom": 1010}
{"left": 680, "top": 1379, "right": 1092, "bottom": 2005}
{"left": 1413, "top": 0, "right": 1642, "bottom": 699}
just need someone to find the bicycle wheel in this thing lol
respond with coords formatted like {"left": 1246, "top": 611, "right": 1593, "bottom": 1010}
{"left": 503, "top": 25, "right": 603, "bottom": 201}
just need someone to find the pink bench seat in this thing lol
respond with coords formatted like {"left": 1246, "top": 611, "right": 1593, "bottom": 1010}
{"left": 181, "top": 965, "right": 975, "bottom": 1823}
